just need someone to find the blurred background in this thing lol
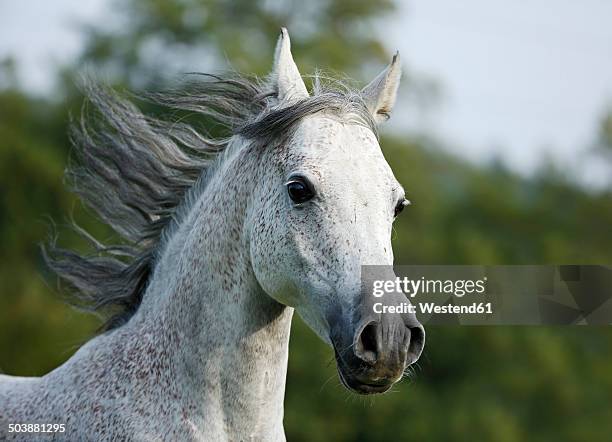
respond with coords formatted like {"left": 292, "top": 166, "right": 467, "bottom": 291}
{"left": 1, "top": 0, "right": 611, "bottom": 440}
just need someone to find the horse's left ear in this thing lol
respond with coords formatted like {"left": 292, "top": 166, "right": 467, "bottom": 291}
{"left": 362, "top": 52, "right": 402, "bottom": 124}
{"left": 271, "top": 28, "right": 308, "bottom": 104}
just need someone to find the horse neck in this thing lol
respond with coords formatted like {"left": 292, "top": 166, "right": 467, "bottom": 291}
{"left": 130, "top": 141, "right": 293, "bottom": 433}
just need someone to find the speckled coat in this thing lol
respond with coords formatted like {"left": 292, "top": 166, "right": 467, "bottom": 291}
{"left": 0, "top": 29, "right": 423, "bottom": 441}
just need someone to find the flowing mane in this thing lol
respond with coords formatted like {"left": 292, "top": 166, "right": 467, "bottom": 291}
{"left": 45, "top": 72, "right": 376, "bottom": 331}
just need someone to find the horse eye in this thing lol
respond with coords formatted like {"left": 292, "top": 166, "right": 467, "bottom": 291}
{"left": 394, "top": 198, "right": 410, "bottom": 218}
{"left": 286, "top": 177, "right": 315, "bottom": 204}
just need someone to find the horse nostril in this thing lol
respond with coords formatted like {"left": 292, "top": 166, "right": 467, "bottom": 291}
{"left": 406, "top": 325, "right": 426, "bottom": 366}
{"left": 355, "top": 322, "right": 379, "bottom": 365}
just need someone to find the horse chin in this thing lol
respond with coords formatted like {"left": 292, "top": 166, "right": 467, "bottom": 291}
{"left": 334, "top": 358, "right": 394, "bottom": 395}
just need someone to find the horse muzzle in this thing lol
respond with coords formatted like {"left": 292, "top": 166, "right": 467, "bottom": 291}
{"left": 332, "top": 308, "right": 425, "bottom": 395}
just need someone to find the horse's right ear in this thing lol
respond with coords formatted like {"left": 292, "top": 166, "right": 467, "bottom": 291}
{"left": 270, "top": 28, "right": 308, "bottom": 104}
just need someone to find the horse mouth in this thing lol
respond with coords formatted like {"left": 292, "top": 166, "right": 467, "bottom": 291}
{"left": 334, "top": 352, "right": 394, "bottom": 395}
{"left": 336, "top": 366, "right": 393, "bottom": 395}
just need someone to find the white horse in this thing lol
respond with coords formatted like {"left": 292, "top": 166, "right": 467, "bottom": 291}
{"left": 0, "top": 29, "right": 424, "bottom": 441}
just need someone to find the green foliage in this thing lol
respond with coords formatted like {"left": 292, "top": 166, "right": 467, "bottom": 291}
{"left": 0, "top": 88, "right": 98, "bottom": 374}
{"left": 80, "top": 0, "right": 394, "bottom": 87}
{"left": 598, "top": 110, "right": 612, "bottom": 152}
{"left": 1, "top": 1, "right": 611, "bottom": 441}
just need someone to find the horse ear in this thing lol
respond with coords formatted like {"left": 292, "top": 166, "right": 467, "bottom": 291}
{"left": 271, "top": 28, "right": 308, "bottom": 104}
{"left": 362, "top": 52, "right": 402, "bottom": 124}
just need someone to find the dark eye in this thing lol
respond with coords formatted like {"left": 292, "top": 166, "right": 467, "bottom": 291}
{"left": 286, "top": 176, "right": 315, "bottom": 204}
{"left": 394, "top": 198, "right": 410, "bottom": 218}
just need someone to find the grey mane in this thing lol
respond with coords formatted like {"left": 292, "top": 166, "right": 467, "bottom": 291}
{"left": 45, "top": 72, "right": 376, "bottom": 331}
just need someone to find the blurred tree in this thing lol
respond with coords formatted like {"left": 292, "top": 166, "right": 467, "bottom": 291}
{"left": 596, "top": 109, "right": 612, "bottom": 153}
{"left": 78, "top": 0, "right": 395, "bottom": 89}
{"left": 0, "top": 57, "right": 19, "bottom": 90}
{"left": 0, "top": 86, "right": 98, "bottom": 374}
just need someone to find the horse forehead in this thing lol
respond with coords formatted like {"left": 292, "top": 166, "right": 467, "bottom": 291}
{"left": 293, "top": 115, "right": 376, "bottom": 152}
{"left": 291, "top": 116, "right": 391, "bottom": 177}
